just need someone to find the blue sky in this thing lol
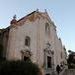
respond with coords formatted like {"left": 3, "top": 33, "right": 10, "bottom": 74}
{"left": 0, "top": 0, "right": 75, "bottom": 52}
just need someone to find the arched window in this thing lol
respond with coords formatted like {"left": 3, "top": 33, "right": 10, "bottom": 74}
{"left": 45, "top": 23, "right": 50, "bottom": 36}
{"left": 47, "top": 56, "right": 52, "bottom": 68}
{"left": 25, "top": 36, "right": 30, "bottom": 46}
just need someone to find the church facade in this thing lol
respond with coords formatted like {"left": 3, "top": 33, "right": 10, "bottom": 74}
{"left": 0, "top": 10, "right": 67, "bottom": 75}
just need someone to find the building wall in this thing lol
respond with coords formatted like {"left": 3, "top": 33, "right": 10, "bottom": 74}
{"left": 5, "top": 11, "right": 67, "bottom": 74}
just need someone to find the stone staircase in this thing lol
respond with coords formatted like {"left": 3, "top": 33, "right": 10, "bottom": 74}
{"left": 60, "top": 69, "right": 75, "bottom": 75}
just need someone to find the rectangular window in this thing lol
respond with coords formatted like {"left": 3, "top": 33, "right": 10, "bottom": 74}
{"left": 47, "top": 56, "right": 52, "bottom": 68}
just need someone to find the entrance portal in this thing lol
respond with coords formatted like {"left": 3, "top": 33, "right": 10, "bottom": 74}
{"left": 46, "top": 74, "right": 50, "bottom": 75}
{"left": 24, "top": 56, "right": 29, "bottom": 61}
{"left": 21, "top": 50, "right": 31, "bottom": 61}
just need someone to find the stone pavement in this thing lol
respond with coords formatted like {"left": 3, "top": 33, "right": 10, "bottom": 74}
{"left": 59, "top": 69, "right": 75, "bottom": 75}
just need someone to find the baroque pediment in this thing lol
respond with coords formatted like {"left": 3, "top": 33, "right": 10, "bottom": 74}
{"left": 21, "top": 50, "right": 31, "bottom": 57}
{"left": 10, "top": 9, "right": 51, "bottom": 27}
{"left": 44, "top": 49, "right": 54, "bottom": 55}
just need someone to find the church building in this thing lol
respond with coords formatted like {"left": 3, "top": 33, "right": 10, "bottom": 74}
{"left": 0, "top": 9, "right": 67, "bottom": 75}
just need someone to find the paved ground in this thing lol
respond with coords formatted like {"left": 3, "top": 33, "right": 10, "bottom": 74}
{"left": 60, "top": 69, "right": 75, "bottom": 75}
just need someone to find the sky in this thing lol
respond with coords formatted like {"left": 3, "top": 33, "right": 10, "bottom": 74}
{"left": 0, "top": 0, "right": 75, "bottom": 52}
